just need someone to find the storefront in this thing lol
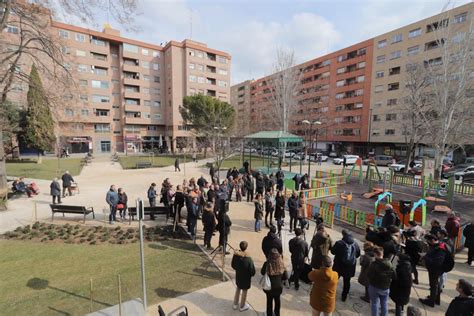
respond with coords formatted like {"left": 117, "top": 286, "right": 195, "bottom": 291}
{"left": 142, "top": 135, "right": 167, "bottom": 152}
{"left": 66, "top": 136, "right": 92, "bottom": 153}
{"left": 124, "top": 135, "right": 142, "bottom": 153}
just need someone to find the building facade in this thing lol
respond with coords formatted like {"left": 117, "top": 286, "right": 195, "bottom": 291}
{"left": 231, "top": 2, "right": 473, "bottom": 157}
{"left": 2, "top": 8, "right": 231, "bottom": 154}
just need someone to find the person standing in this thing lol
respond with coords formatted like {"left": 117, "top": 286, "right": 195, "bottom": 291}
{"left": 262, "top": 226, "right": 283, "bottom": 258}
{"left": 445, "top": 213, "right": 460, "bottom": 250}
{"left": 217, "top": 206, "right": 232, "bottom": 253}
{"left": 381, "top": 204, "right": 399, "bottom": 228}
{"left": 310, "top": 224, "right": 333, "bottom": 269}
{"left": 463, "top": 221, "right": 474, "bottom": 266}
{"left": 227, "top": 176, "right": 234, "bottom": 202}
{"left": 274, "top": 190, "right": 285, "bottom": 235}
{"left": 174, "top": 157, "right": 180, "bottom": 172}
{"left": 261, "top": 248, "right": 288, "bottom": 316}
{"left": 61, "top": 170, "right": 74, "bottom": 198}
{"left": 308, "top": 256, "right": 339, "bottom": 316}
{"left": 117, "top": 188, "right": 128, "bottom": 221}
{"left": 50, "top": 178, "right": 61, "bottom": 204}
{"left": 367, "top": 247, "right": 396, "bottom": 316}
{"left": 192, "top": 152, "right": 197, "bottom": 162}
{"left": 404, "top": 229, "right": 423, "bottom": 284}
{"left": 254, "top": 193, "right": 264, "bottom": 232}
{"left": 202, "top": 202, "right": 216, "bottom": 250}
{"left": 390, "top": 254, "right": 412, "bottom": 316}
{"left": 288, "top": 191, "right": 298, "bottom": 233}
{"left": 446, "top": 279, "right": 474, "bottom": 316}
{"left": 235, "top": 177, "right": 242, "bottom": 202}
{"left": 187, "top": 197, "right": 199, "bottom": 238}
{"left": 231, "top": 241, "right": 255, "bottom": 312}
{"left": 256, "top": 174, "right": 264, "bottom": 195}
{"left": 331, "top": 230, "right": 361, "bottom": 301}
{"left": 173, "top": 185, "right": 185, "bottom": 223}
{"left": 358, "top": 241, "right": 375, "bottom": 303}
{"left": 243, "top": 160, "right": 250, "bottom": 174}
{"left": 264, "top": 188, "right": 275, "bottom": 228}
{"left": 297, "top": 192, "right": 308, "bottom": 230}
{"left": 429, "top": 219, "right": 442, "bottom": 236}
{"left": 245, "top": 175, "right": 255, "bottom": 202}
{"left": 106, "top": 185, "right": 119, "bottom": 225}
{"left": 419, "top": 234, "right": 449, "bottom": 307}
{"left": 288, "top": 228, "right": 309, "bottom": 291}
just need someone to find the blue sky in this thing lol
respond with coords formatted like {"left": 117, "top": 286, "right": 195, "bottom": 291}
{"left": 56, "top": 0, "right": 471, "bottom": 83}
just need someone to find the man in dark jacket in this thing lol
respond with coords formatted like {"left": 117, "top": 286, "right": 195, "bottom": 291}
{"left": 106, "top": 185, "right": 119, "bottom": 224}
{"left": 217, "top": 207, "right": 232, "bottom": 253}
{"left": 255, "top": 174, "right": 264, "bottom": 195}
{"left": 310, "top": 224, "right": 333, "bottom": 269}
{"left": 463, "top": 221, "right": 474, "bottom": 266}
{"left": 382, "top": 204, "right": 398, "bottom": 228}
{"left": 445, "top": 213, "right": 460, "bottom": 249}
{"left": 331, "top": 230, "right": 361, "bottom": 301}
{"left": 173, "top": 185, "right": 185, "bottom": 223}
{"left": 243, "top": 161, "right": 250, "bottom": 174}
{"left": 419, "top": 234, "right": 448, "bottom": 307}
{"left": 446, "top": 279, "right": 474, "bottom": 316}
{"left": 50, "top": 178, "right": 61, "bottom": 204}
{"left": 261, "top": 226, "right": 282, "bottom": 258}
{"left": 202, "top": 202, "right": 216, "bottom": 250}
{"left": 245, "top": 175, "right": 255, "bottom": 202}
{"left": 231, "top": 167, "right": 239, "bottom": 180}
{"left": 368, "top": 247, "right": 396, "bottom": 316}
{"left": 61, "top": 170, "right": 74, "bottom": 198}
{"left": 174, "top": 158, "right": 180, "bottom": 172}
{"left": 288, "top": 228, "right": 309, "bottom": 290}
{"left": 288, "top": 192, "right": 299, "bottom": 233}
{"left": 197, "top": 175, "right": 207, "bottom": 192}
{"left": 390, "top": 254, "right": 412, "bottom": 316}
{"left": 231, "top": 241, "right": 255, "bottom": 312}
{"left": 210, "top": 165, "right": 215, "bottom": 180}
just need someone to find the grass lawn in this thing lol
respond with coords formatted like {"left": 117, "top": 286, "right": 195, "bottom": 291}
{"left": 0, "top": 239, "right": 221, "bottom": 315}
{"left": 6, "top": 158, "right": 83, "bottom": 180}
{"left": 119, "top": 154, "right": 203, "bottom": 169}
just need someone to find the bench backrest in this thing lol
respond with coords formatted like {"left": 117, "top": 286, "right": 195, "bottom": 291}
{"left": 50, "top": 204, "right": 87, "bottom": 212}
{"left": 128, "top": 206, "right": 168, "bottom": 215}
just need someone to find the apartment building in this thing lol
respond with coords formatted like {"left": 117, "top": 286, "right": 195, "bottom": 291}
{"left": 369, "top": 3, "right": 473, "bottom": 157}
{"left": 2, "top": 7, "right": 231, "bottom": 154}
{"left": 231, "top": 2, "right": 473, "bottom": 157}
{"left": 230, "top": 80, "right": 253, "bottom": 137}
{"left": 232, "top": 40, "right": 374, "bottom": 154}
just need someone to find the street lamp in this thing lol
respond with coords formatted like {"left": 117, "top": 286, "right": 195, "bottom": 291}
{"left": 302, "top": 120, "right": 322, "bottom": 177}
{"left": 214, "top": 126, "right": 227, "bottom": 180}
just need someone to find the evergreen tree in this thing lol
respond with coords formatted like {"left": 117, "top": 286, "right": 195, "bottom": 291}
{"left": 24, "top": 64, "right": 55, "bottom": 159}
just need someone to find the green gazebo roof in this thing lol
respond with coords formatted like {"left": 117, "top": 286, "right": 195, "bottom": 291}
{"left": 244, "top": 131, "right": 303, "bottom": 143}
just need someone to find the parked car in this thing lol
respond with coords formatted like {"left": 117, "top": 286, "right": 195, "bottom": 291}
{"left": 328, "top": 152, "right": 338, "bottom": 158}
{"left": 464, "top": 157, "right": 474, "bottom": 164}
{"left": 243, "top": 147, "right": 257, "bottom": 153}
{"left": 407, "top": 164, "right": 422, "bottom": 176}
{"left": 461, "top": 171, "right": 474, "bottom": 184}
{"left": 443, "top": 165, "right": 474, "bottom": 180}
{"left": 284, "top": 150, "right": 295, "bottom": 158}
{"left": 292, "top": 153, "right": 307, "bottom": 160}
{"left": 333, "top": 155, "right": 359, "bottom": 165}
{"left": 309, "top": 153, "right": 329, "bottom": 162}
{"left": 388, "top": 160, "right": 409, "bottom": 173}
{"left": 363, "top": 155, "right": 393, "bottom": 166}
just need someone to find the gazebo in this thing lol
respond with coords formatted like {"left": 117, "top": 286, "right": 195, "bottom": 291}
{"left": 243, "top": 131, "right": 304, "bottom": 173}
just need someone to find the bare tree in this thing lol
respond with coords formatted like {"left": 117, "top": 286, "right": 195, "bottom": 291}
{"left": 415, "top": 5, "right": 474, "bottom": 179}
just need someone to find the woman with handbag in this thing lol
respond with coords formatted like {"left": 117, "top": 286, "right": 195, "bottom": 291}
{"left": 260, "top": 248, "right": 288, "bottom": 316}
{"left": 117, "top": 188, "right": 128, "bottom": 221}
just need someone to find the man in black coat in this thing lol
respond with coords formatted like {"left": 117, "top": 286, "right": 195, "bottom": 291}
{"left": 202, "top": 202, "right": 216, "bottom": 250}
{"left": 231, "top": 241, "right": 255, "bottom": 311}
{"left": 288, "top": 228, "right": 309, "bottom": 290}
{"left": 217, "top": 207, "right": 232, "bottom": 253}
{"left": 287, "top": 192, "right": 298, "bottom": 233}
{"left": 331, "top": 230, "right": 360, "bottom": 301}
{"left": 243, "top": 161, "right": 250, "bottom": 174}
{"left": 245, "top": 175, "right": 255, "bottom": 202}
{"left": 261, "top": 226, "right": 282, "bottom": 258}
{"left": 50, "top": 178, "right": 61, "bottom": 204}
{"left": 255, "top": 174, "right": 264, "bottom": 195}
{"left": 419, "top": 234, "right": 449, "bottom": 307}
{"left": 446, "top": 279, "right": 474, "bottom": 316}
{"left": 61, "top": 170, "right": 74, "bottom": 198}
{"left": 381, "top": 204, "right": 398, "bottom": 228}
{"left": 197, "top": 175, "right": 207, "bottom": 191}
{"left": 463, "top": 221, "right": 474, "bottom": 266}
{"left": 390, "top": 254, "right": 412, "bottom": 316}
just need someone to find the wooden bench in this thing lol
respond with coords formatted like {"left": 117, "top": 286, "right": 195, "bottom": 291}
{"left": 136, "top": 161, "right": 152, "bottom": 169}
{"left": 128, "top": 206, "right": 169, "bottom": 224}
{"left": 50, "top": 204, "right": 95, "bottom": 223}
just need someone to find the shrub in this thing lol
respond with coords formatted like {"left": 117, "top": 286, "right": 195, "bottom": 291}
{"left": 29, "top": 231, "right": 39, "bottom": 238}
{"left": 87, "top": 236, "right": 95, "bottom": 242}
{"left": 32, "top": 222, "right": 41, "bottom": 230}
{"left": 79, "top": 238, "right": 86, "bottom": 243}
{"left": 114, "top": 226, "right": 121, "bottom": 231}
{"left": 5, "top": 231, "right": 19, "bottom": 238}
{"left": 48, "top": 231, "right": 57, "bottom": 240}
{"left": 40, "top": 237, "right": 48, "bottom": 242}
{"left": 74, "top": 224, "right": 80, "bottom": 230}
{"left": 127, "top": 228, "right": 135, "bottom": 234}
{"left": 48, "top": 224, "right": 54, "bottom": 230}
{"left": 80, "top": 232, "right": 88, "bottom": 238}
{"left": 90, "top": 240, "right": 96, "bottom": 245}
{"left": 72, "top": 230, "right": 79, "bottom": 236}
{"left": 65, "top": 238, "right": 74, "bottom": 244}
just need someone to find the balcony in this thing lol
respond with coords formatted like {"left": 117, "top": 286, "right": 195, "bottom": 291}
{"left": 90, "top": 115, "right": 111, "bottom": 123}
{"left": 124, "top": 90, "right": 141, "bottom": 99}
{"left": 125, "top": 116, "right": 151, "bottom": 125}
{"left": 123, "top": 77, "right": 140, "bottom": 85}
{"left": 124, "top": 104, "right": 141, "bottom": 112}
{"left": 123, "top": 63, "right": 140, "bottom": 73}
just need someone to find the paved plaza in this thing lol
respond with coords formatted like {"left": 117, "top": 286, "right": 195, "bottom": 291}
{"left": 2, "top": 155, "right": 472, "bottom": 315}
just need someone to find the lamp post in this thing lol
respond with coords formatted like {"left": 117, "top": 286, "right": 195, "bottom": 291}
{"left": 214, "top": 126, "right": 227, "bottom": 180}
{"left": 302, "top": 120, "right": 322, "bottom": 177}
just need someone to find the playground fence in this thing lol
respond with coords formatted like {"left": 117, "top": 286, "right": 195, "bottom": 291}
{"left": 309, "top": 204, "right": 335, "bottom": 228}
{"left": 312, "top": 176, "right": 346, "bottom": 188}
{"left": 284, "top": 186, "right": 337, "bottom": 200}
{"left": 319, "top": 201, "right": 383, "bottom": 230}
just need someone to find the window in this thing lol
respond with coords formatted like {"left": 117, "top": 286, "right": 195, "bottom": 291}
{"left": 335, "top": 93, "right": 344, "bottom": 100}
{"left": 408, "top": 28, "right": 422, "bottom": 38}
{"left": 80, "top": 95, "right": 88, "bottom": 102}
{"left": 372, "top": 115, "right": 380, "bottom": 122}
{"left": 93, "top": 67, "right": 107, "bottom": 76}
{"left": 59, "top": 30, "right": 69, "bottom": 39}
{"left": 144, "top": 100, "right": 151, "bottom": 106}
{"left": 378, "top": 40, "right": 387, "bottom": 48}
{"left": 189, "top": 75, "right": 197, "bottom": 82}
{"left": 81, "top": 109, "right": 89, "bottom": 116}
{"left": 95, "top": 109, "right": 109, "bottom": 117}
{"left": 91, "top": 38, "right": 106, "bottom": 46}
{"left": 142, "top": 49, "right": 149, "bottom": 56}
{"left": 372, "top": 130, "right": 380, "bottom": 136}
{"left": 197, "top": 76, "right": 205, "bottom": 83}
{"left": 355, "top": 89, "right": 363, "bottom": 96}
{"left": 142, "top": 88, "right": 150, "bottom": 94}
{"left": 153, "top": 51, "right": 160, "bottom": 58}
{"left": 375, "top": 85, "right": 384, "bottom": 93}
{"left": 125, "top": 99, "right": 139, "bottom": 105}
{"left": 189, "top": 50, "right": 195, "bottom": 56}
{"left": 355, "top": 102, "right": 363, "bottom": 109}
{"left": 111, "top": 52, "right": 118, "bottom": 58}
{"left": 387, "top": 98, "right": 398, "bottom": 105}
{"left": 425, "top": 39, "right": 444, "bottom": 51}
{"left": 124, "top": 43, "right": 139, "bottom": 53}
{"left": 392, "top": 33, "right": 402, "bottom": 43}
{"left": 385, "top": 129, "right": 395, "bottom": 135}
{"left": 407, "top": 45, "right": 420, "bottom": 56}
{"left": 153, "top": 101, "right": 161, "bottom": 107}
{"left": 389, "top": 66, "right": 401, "bottom": 75}
{"left": 6, "top": 25, "right": 19, "bottom": 34}
{"left": 454, "top": 12, "right": 467, "bottom": 24}
{"left": 218, "top": 68, "right": 228, "bottom": 75}
{"left": 376, "top": 55, "right": 386, "bottom": 64}
{"left": 189, "top": 63, "right": 195, "bottom": 69}
{"left": 77, "top": 64, "right": 88, "bottom": 72}
{"left": 427, "top": 19, "right": 449, "bottom": 32}
{"left": 92, "top": 95, "right": 110, "bottom": 103}
{"left": 154, "top": 76, "right": 160, "bottom": 83}
{"left": 94, "top": 124, "right": 110, "bottom": 133}
{"left": 143, "top": 75, "right": 150, "bottom": 81}
{"left": 75, "top": 33, "right": 86, "bottom": 42}
{"left": 152, "top": 63, "right": 159, "bottom": 70}
{"left": 91, "top": 80, "right": 109, "bottom": 89}
{"left": 111, "top": 66, "right": 119, "bottom": 71}
{"left": 452, "top": 32, "right": 466, "bottom": 43}
{"left": 336, "top": 80, "right": 345, "bottom": 87}
{"left": 376, "top": 71, "right": 384, "bottom": 78}
{"left": 79, "top": 80, "right": 88, "bottom": 87}
{"left": 218, "top": 56, "right": 228, "bottom": 64}
{"left": 76, "top": 49, "right": 86, "bottom": 57}
{"left": 358, "top": 61, "right": 366, "bottom": 69}
{"left": 197, "top": 64, "right": 204, "bottom": 71}
{"left": 218, "top": 80, "right": 228, "bottom": 87}
{"left": 337, "top": 67, "right": 345, "bottom": 74}
{"left": 125, "top": 85, "right": 139, "bottom": 93}
{"left": 390, "top": 50, "right": 402, "bottom": 59}
{"left": 152, "top": 88, "right": 160, "bottom": 95}
{"left": 60, "top": 46, "right": 70, "bottom": 55}
{"left": 357, "top": 75, "right": 365, "bottom": 83}
{"left": 374, "top": 102, "right": 382, "bottom": 107}
{"left": 388, "top": 82, "right": 399, "bottom": 91}
{"left": 65, "top": 109, "right": 74, "bottom": 117}
{"left": 154, "top": 114, "right": 162, "bottom": 120}
{"left": 142, "top": 61, "right": 149, "bottom": 69}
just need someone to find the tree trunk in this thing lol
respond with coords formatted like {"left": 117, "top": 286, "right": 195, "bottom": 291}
{"left": 37, "top": 152, "right": 42, "bottom": 164}
{"left": 404, "top": 138, "right": 415, "bottom": 174}
{"left": 0, "top": 131, "right": 8, "bottom": 210}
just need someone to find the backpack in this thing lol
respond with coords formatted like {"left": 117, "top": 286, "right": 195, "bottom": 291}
{"left": 341, "top": 242, "right": 356, "bottom": 266}
{"left": 441, "top": 247, "right": 455, "bottom": 272}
